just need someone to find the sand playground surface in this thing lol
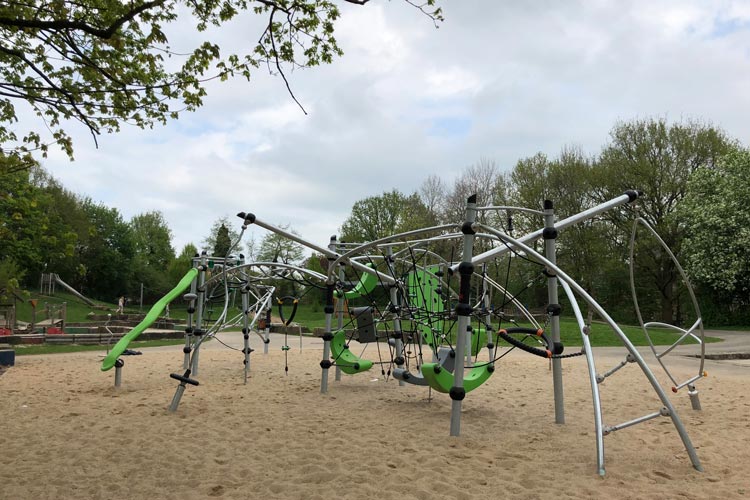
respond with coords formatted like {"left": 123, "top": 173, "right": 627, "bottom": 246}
{"left": 1, "top": 334, "right": 749, "bottom": 500}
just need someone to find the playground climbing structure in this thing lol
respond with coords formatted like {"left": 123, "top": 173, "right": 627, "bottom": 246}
{"left": 100, "top": 190, "right": 708, "bottom": 475}
{"left": 237, "top": 190, "right": 707, "bottom": 475}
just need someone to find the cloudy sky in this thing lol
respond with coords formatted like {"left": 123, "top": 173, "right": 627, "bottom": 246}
{"left": 39, "top": 0, "right": 750, "bottom": 255}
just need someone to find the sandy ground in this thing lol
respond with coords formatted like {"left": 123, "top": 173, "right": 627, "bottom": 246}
{"left": 0, "top": 332, "right": 748, "bottom": 500}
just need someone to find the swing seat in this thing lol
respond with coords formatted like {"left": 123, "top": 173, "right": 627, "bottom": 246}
{"left": 419, "top": 362, "right": 494, "bottom": 394}
{"left": 330, "top": 330, "right": 373, "bottom": 375}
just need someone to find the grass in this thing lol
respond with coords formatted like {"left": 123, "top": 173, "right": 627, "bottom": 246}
{"left": 5, "top": 292, "right": 723, "bottom": 357}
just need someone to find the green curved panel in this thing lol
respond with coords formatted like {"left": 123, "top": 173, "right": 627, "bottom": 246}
{"left": 330, "top": 330, "right": 373, "bottom": 375}
{"left": 419, "top": 362, "right": 494, "bottom": 393}
{"left": 334, "top": 264, "right": 378, "bottom": 299}
{"left": 101, "top": 268, "right": 199, "bottom": 372}
{"left": 408, "top": 266, "right": 443, "bottom": 349}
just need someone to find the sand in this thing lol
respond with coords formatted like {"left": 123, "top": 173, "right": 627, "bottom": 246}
{"left": 0, "top": 337, "right": 748, "bottom": 500}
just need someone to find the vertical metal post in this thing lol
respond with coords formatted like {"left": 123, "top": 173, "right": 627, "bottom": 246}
{"left": 544, "top": 200, "right": 565, "bottom": 424}
{"left": 334, "top": 238, "right": 344, "bottom": 382}
{"left": 321, "top": 236, "right": 338, "bottom": 393}
{"left": 481, "top": 264, "right": 494, "bottom": 362}
{"left": 387, "top": 246, "right": 405, "bottom": 387}
{"left": 450, "top": 194, "right": 477, "bottom": 437}
{"left": 263, "top": 308, "right": 271, "bottom": 354}
{"left": 191, "top": 254, "right": 207, "bottom": 377}
{"left": 241, "top": 286, "right": 251, "bottom": 384}
{"left": 321, "top": 284, "right": 334, "bottom": 393}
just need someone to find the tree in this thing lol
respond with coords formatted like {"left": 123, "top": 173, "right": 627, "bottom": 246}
{"left": 510, "top": 147, "right": 620, "bottom": 318}
{"left": 130, "top": 211, "right": 175, "bottom": 268}
{"left": 442, "top": 158, "right": 509, "bottom": 224}
{"left": 340, "top": 189, "right": 413, "bottom": 242}
{"left": 442, "top": 158, "right": 511, "bottom": 257}
{"left": 680, "top": 150, "right": 750, "bottom": 306}
{"left": 419, "top": 174, "right": 447, "bottom": 225}
{"left": 256, "top": 224, "right": 304, "bottom": 264}
{"left": 76, "top": 200, "right": 135, "bottom": 299}
{"left": 130, "top": 211, "right": 175, "bottom": 299}
{"left": 203, "top": 216, "right": 240, "bottom": 256}
{"left": 0, "top": 0, "right": 442, "bottom": 161}
{"left": 213, "top": 223, "right": 232, "bottom": 257}
{"left": 167, "top": 243, "right": 198, "bottom": 286}
{"left": 0, "top": 257, "right": 26, "bottom": 304}
{"left": 0, "top": 155, "right": 79, "bottom": 286}
{"left": 594, "top": 117, "right": 738, "bottom": 322}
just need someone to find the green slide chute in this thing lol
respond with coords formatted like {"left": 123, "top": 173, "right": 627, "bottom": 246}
{"left": 419, "top": 362, "right": 494, "bottom": 394}
{"left": 334, "top": 263, "right": 378, "bottom": 299}
{"left": 101, "top": 268, "right": 199, "bottom": 372}
{"left": 330, "top": 330, "right": 373, "bottom": 375}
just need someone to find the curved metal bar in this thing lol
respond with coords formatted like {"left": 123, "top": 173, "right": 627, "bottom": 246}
{"left": 327, "top": 223, "right": 459, "bottom": 282}
{"left": 629, "top": 217, "right": 705, "bottom": 388}
{"left": 475, "top": 221, "right": 703, "bottom": 472}
{"left": 559, "top": 279, "right": 605, "bottom": 476}
{"left": 203, "top": 261, "right": 327, "bottom": 288}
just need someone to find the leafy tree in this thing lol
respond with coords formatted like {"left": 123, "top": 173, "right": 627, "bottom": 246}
{"left": 167, "top": 243, "right": 198, "bottom": 286}
{"left": 214, "top": 223, "right": 232, "bottom": 257}
{"left": 340, "top": 189, "right": 414, "bottom": 242}
{"left": 680, "top": 150, "right": 750, "bottom": 306}
{"left": 256, "top": 224, "right": 304, "bottom": 264}
{"left": 76, "top": 200, "right": 135, "bottom": 299}
{"left": 594, "top": 117, "right": 738, "bottom": 322}
{"left": 510, "top": 147, "right": 619, "bottom": 318}
{"left": 0, "top": 0, "right": 442, "bottom": 161}
{"left": 203, "top": 216, "right": 240, "bottom": 256}
{"left": 0, "top": 257, "right": 26, "bottom": 304}
{"left": 33, "top": 172, "right": 87, "bottom": 284}
{"left": 130, "top": 211, "right": 175, "bottom": 300}
{"left": 130, "top": 211, "right": 175, "bottom": 268}
{"left": 0, "top": 155, "right": 71, "bottom": 285}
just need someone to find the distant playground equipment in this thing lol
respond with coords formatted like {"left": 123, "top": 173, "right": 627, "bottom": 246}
{"left": 40, "top": 273, "right": 96, "bottom": 307}
{"left": 101, "top": 190, "right": 708, "bottom": 475}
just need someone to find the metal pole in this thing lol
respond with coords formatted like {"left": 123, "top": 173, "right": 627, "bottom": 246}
{"left": 333, "top": 237, "right": 343, "bottom": 382}
{"left": 241, "top": 286, "right": 251, "bottom": 384}
{"left": 544, "top": 200, "right": 565, "bottom": 424}
{"left": 139, "top": 283, "right": 143, "bottom": 312}
{"left": 191, "top": 254, "right": 207, "bottom": 377}
{"left": 450, "top": 194, "right": 477, "bottom": 437}
{"left": 464, "top": 191, "right": 641, "bottom": 270}
{"left": 387, "top": 246, "right": 405, "bottom": 387}
{"left": 320, "top": 283, "right": 334, "bottom": 393}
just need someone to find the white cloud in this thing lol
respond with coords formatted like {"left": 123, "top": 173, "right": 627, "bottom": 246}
{"left": 35, "top": 0, "right": 750, "bottom": 255}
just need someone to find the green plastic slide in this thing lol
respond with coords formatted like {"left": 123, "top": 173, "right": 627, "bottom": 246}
{"left": 334, "top": 263, "right": 378, "bottom": 299}
{"left": 419, "top": 362, "right": 494, "bottom": 394}
{"left": 101, "top": 268, "right": 199, "bottom": 371}
{"left": 329, "top": 330, "right": 373, "bottom": 375}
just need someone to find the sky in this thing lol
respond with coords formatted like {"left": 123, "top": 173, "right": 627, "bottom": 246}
{"left": 37, "top": 0, "right": 750, "bottom": 256}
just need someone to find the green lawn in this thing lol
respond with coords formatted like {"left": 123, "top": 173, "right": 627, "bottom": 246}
{"left": 6, "top": 293, "right": 722, "bottom": 357}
